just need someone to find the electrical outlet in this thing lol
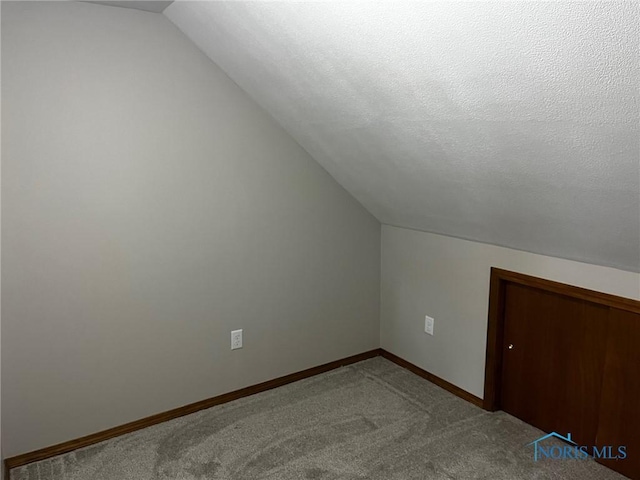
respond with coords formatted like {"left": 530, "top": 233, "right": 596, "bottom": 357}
{"left": 231, "top": 329, "right": 243, "bottom": 350}
{"left": 425, "top": 316, "right": 434, "bottom": 336}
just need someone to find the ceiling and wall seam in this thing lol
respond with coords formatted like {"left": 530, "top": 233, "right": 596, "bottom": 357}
{"left": 163, "top": 1, "right": 639, "bottom": 273}
{"left": 381, "top": 222, "right": 639, "bottom": 274}
{"left": 82, "top": 1, "right": 174, "bottom": 14}
{"left": 155, "top": 11, "right": 380, "bottom": 227}
{"left": 76, "top": 1, "right": 378, "bottom": 226}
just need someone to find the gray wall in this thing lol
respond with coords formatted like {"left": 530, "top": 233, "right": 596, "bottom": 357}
{"left": 381, "top": 225, "right": 640, "bottom": 399}
{"left": 0, "top": 0, "right": 3, "bottom": 466}
{"left": 1, "top": 1, "right": 380, "bottom": 457}
{"left": 1, "top": 1, "right": 5, "bottom": 470}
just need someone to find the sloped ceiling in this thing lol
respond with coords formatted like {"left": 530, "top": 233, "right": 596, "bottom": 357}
{"left": 164, "top": 1, "right": 640, "bottom": 272}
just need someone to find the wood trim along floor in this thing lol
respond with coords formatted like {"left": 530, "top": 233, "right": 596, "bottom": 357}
{"left": 380, "top": 350, "right": 484, "bottom": 408}
{"left": 4, "top": 348, "right": 483, "bottom": 477}
{"left": 4, "top": 349, "right": 380, "bottom": 476}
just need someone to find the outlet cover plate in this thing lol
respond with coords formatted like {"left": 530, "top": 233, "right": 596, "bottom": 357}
{"left": 231, "top": 329, "right": 243, "bottom": 350}
{"left": 425, "top": 316, "right": 434, "bottom": 336}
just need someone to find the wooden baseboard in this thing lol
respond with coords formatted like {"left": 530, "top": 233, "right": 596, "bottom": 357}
{"left": 4, "top": 347, "right": 483, "bottom": 477}
{"left": 4, "top": 349, "right": 381, "bottom": 476}
{"left": 379, "top": 349, "right": 484, "bottom": 408}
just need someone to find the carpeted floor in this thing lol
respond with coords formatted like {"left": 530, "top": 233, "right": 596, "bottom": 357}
{"left": 10, "top": 357, "right": 627, "bottom": 480}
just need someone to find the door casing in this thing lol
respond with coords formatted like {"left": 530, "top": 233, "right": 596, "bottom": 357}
{"left": 483, "top": 267, "right": 640, "bottom": 411}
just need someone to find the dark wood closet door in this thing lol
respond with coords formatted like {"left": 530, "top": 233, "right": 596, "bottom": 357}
{"left": 500, "top": 282, "right": 609, "bottom": 446}
{"left": 595, "top": 308, "right": 640, "bottom": 479}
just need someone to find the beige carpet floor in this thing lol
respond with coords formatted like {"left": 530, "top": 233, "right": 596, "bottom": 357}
{"left": 10, "top": 357, "right": 627, "bottom": 479}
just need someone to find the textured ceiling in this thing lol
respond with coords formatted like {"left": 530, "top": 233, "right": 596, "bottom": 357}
{"left": 165, "top": 1, "right": 640, "bottom": 272}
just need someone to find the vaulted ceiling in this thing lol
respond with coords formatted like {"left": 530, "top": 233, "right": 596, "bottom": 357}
{"left": 163, "top": 1, "right": 640, "bottom": 272}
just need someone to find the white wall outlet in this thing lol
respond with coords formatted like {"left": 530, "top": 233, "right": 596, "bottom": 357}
{"left": 231, "top": 329, "right": 243, "bottom": 350}
{"left": 425, "top": 316, "right": 434, "bottom": 336}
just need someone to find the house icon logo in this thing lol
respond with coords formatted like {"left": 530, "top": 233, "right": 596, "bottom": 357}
{"left": 526, "top": 432, "right": 626, "bottom": 462}
{"left": 527, "top": 432, "right": 576, "bottom": 461}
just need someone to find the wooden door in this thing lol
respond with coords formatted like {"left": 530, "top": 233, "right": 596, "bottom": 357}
{"left": 595, "top": 308, "right": 640, "bottom": 479}
{"left": 500, "top": 283, "right": 609, "bottom": 446}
